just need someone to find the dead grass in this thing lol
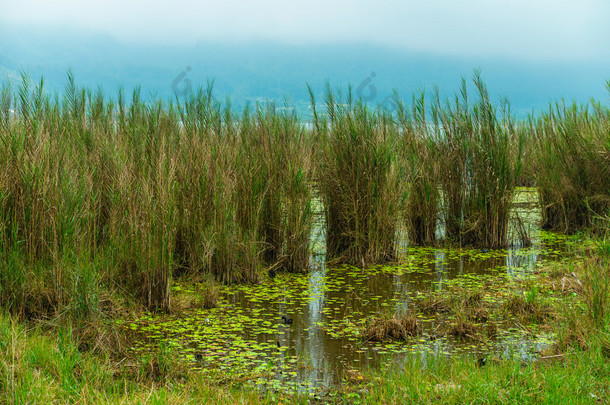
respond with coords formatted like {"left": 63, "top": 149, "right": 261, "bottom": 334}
{"left": 73, "top": 320, "right": 130, "bottom": 357}
{"left": 419, "top": 294, "right": 451, "bottom": 315}
{"left": 199, "top": 282, "right": 220, "bottom": 309}
{"left": 469, "top": 307, "right": 489, "bottom": 323}
{"left": 135, "top": 343, "right": 189, "bottom": 384}
{"left": 363, "top": 313, "right": 419, "bottom": 342}
{"left": 412, "top": 281, "right": 563, "bottom": 343}
{"left": 446, "top": 317, "right": 479, "bottom": 338}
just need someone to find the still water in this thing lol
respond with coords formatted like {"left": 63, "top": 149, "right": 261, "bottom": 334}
{"left": 129, "top": 188, "right": 569, "bottom": 393}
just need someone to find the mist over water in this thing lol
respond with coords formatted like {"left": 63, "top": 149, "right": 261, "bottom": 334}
{"left": 1, "top": 0, "right": 609, "bottom": 117}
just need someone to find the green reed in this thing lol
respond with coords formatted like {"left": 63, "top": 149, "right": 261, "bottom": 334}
{"left": 396, "top": 91, "right": 440, "bottom": 246}
{"left": 434, "top": 72, "right": 523, "bottom": 248}
{"left": 0, "top": 70, "right": 607, "bottom": 321}
{"left": 312, "top": 86, "right": 409, "bottom": 265}
{"left": 1, "top": 72, "right": 320, "bottom": 316}
{"left": 532, "top": 89, "right": 610, "bottom": 234}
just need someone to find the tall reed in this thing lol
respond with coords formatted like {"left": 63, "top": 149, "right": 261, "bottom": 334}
{"left": 532, "top": 90, "right": 610, "bottom": 233}
{"left": 396, "top": 91, "right": 440, "bottom": 246}
{"left": 0, "top": 73, "right": 106, "bottom": 317}
{"left": 0, "top": 71, "right": 320, "bottom": 316}
{"left": 1, "top": 70, "right": 606, "bottom": 321}
{"left": 312, "top": 87, "right": 409, "bottom": 265}
{"left": 173, "top": 88, "right": 220, "bottom": 277}
{"left": 251, "top": 105, "right": 314, "bottom": 273}
{"left": 434, "top": 72, "right": 523, "bottom": 248}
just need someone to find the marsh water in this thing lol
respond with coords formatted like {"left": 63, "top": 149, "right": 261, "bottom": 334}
{"left": 129, "top": 188, "right": 570, "bottom": 393}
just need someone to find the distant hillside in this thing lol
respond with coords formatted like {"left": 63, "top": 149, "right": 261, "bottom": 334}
{"left": 0, "top": 25, "right": 608, "bottom": 117}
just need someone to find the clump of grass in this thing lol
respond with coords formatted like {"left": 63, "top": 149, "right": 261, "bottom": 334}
{"left": 516, "top": 123, "right": 538, "bottom": 187}
{"left": 362, "top": 312, "right": 419, "bottom": 342}
{"left": 469, "top": 306, "right": 489, "bottom": 323}
{"left": 419, "top": 288, "right": 489, "bottom": 339}
{"left": 396, "top": 91, "right": 440, "bottom": 246}
{"left": 173, "top": 89, "right": 220, "bottom": 277}
{"left": 434, "top": 72, "right": 523, "bottom": 248}
{"left": 241, "top": 104, "right": 314, "bottom": 273}
{"left": 532, "top": 93, "right": 610, "bottom": 234}
{"left": 206, "top": 142, "right": 263, "bottom": 284}
{"left": 198, "top": 281, "right": 220, "bottom": 310}
{"left": 171, "top": 279, "right": 220, "bottom": 312}
{"left": 419, "top": 288, "right": 483, "bottom": 316}
{"left": 556, "top": 304, "right": 591, "bottom": 351}
{"left": 582, "top": 262, "right": 610, "bottom": 330}
{"left": 108, "top": 90, "right": 180, "bottom": 312}
{"left": 72, "top": 317, "right": 129, "bottom": 356}
{"left": 446, "top": 316, "right": 479, "bottom": 338}
{"left": 311, "top": 86, "right": 409, "bottom": 265}
{"left": 0, "top": 73, "right": 112, "bottom": 318}
{"left": 137, "top": 342, "right": 187, "bottom": 383}
{"left": 419, "top": 294, "right": 451, "bottom": 315}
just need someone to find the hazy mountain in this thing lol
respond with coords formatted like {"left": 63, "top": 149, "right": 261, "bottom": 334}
{"left": 0, "top": 25, "right": 608, "bottom": 118}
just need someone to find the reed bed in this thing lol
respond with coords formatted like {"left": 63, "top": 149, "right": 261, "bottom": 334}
{"left": 394, "top": 73, "right": 526, "bottom": 248}
{"left": 532, "top": 86, "right": 610, "bottom": 233}
{"left": 311, "top": 87, "right": 409, "bottom": 265}
{"left": 0, "top": 74, "right": 314, "bottom": 317}
{"left": 0, "top": 71, "right": 608, "bottom": 321}
{"left": 396, "top": 91, "right": 440, "bottom": 246}
{"left": 433, "top": 73, "right": 524, "bottom": 248}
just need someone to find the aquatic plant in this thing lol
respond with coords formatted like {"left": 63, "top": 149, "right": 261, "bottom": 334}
{"left": 311, "top": 85, "right": 409, "bottom": 265}
{"left": 0, "top": 69, "right": 607, "bottom": 323}
{"left": 532, "top": 91, "right": 610, "bottom": 234}
{"left": 239, "top": 104, "right": 314, "bottom": 274}
{"left": 396, "top": 91, "right": 440, "bottom": 246}
{"left": 434, "top": 72, "right": 524, "bottom": 248}
{"left": 0, "top": 73, "right": 318, "bottom": 315}
{"left": 502, "top": 291, "right": 552, "bottom": 324}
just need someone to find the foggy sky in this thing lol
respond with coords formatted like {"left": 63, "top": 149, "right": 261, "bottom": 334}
{"left": 2, "top": 0, "right": 609, "bottom": 62}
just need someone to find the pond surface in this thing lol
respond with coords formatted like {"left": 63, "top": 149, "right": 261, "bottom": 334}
{"left": 128, "top": 188, "right": 572, "bottom": 393}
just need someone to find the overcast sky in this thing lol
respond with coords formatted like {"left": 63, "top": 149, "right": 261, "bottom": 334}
{"left": 1, "top": 0, "right": 609, "bottom": 62}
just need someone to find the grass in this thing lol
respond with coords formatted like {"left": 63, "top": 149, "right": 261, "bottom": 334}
{"left": 362, "top": 311, "right": 419, "bottom": 342}
{"left": 397, "top": 91, "right": 440, "bottom": 246}
{"left": 433, "top": 72, "right": 524, "bottom": 248}
{"left": 171, "top": 278, "right": 220, "bottom": 312}
{"left": 311, "top": 86, "right": 409, "bottom": 265}
{"left": 365, "top": 278, "right": 554, "bottom": 344}
{"left": 338, "top": 347, "right": 609, "bottom": 404}
{"left": 1, "top": 72, "right": 607, "bottom": 317}
{"left": 501, "top": 289, "right": 553, "bottom": 324}
{"left": 0, "top": 74, "right": 315, "bottom": 317}
{"left": 0, "top": 314, "right": 309, "bottom": 404}
{"left": 532, "top": 86, "right": 610, "bottom": 234}
{"left": 342, "top": 224, "right": 610, "bottom": 404}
